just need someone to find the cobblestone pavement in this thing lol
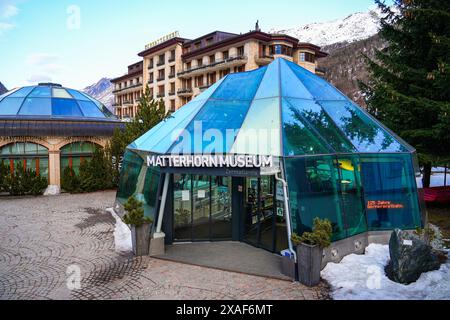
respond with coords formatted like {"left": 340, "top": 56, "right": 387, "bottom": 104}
{"left": 0, "top": 191, "right": 329, "bottom": 300}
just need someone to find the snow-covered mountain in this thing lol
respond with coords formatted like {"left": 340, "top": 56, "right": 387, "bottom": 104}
{"left": 82, "top": 78, "right": 114, "bottom": 112}
{"left": 0, "top": 82, "right": 7, "bottom": 95}
{"left": 270, "top": 8, "right": 383, "bottom": 47}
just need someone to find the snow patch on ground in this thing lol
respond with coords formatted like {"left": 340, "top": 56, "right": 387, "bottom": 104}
{"left": 322, "top": 244, "right": 450, "bottom": 300}
{"left": 107, "top": 208, "right": 132, "bottom": 253}
{"left": 44, "top": 185, "right": 60, "bottom": 196}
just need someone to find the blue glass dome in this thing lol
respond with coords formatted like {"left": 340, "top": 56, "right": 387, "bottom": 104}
{"left": 0, "top": 83, "right": 115, "bottom": 120}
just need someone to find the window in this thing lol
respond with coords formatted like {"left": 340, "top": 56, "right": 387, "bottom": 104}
{"left": 169, "top": 49, "right": 176, "bottom": 61}
{"left": 170, "top": 82, "right": 175, "bottom": 94}
{"left": 158, "top": 54, "right": 165, "bottom": 66}
{"left": 222, "top": 50, "right": 229, "bottom": 60}
{"left": 149, "top": 58, "right": 154, "bottom": 69}
{"left": 206, "top": 37, "right": 213, "bottom": 46}
{"left": 208, "top": 72, "right": 216, "bottom": 85}
{"left": 209, "top": 55, "right": 216, "bottom": 64}
{"left": 170, "top": 100, "right": 176, "bottom": 112}
{"left": 197, "top": 59, "right": 203, "bottom": 67}
{"left": 149, "top": 72, "right": 154, "bottom": 83}
{"left": 220, "top": 69, "right": 230, "bottom": 78}
{"left": 194, "top": 41, "right": 201, "bottom": 49}
{"left": 234, "top": 66, "right": 245, "bottom": 73}
{"left": 0, "top": 142, "right": 49, "bottom": 179}
{"left": 237, "top": 46, "right": 245, "bottom": 57}
{"left": 270, "top": 44, "right": 293, "bottom": 56}
{"left": 169, "top": 66, "right": 175, "bottom": 78}
{"left": 60, "top": 142, "right": 98, "bottom": 176}
{"left": 158, "top": 85, "right": 165, "bottom": 97}
{"left": 195, "top": 75, "right": 204, "bottom": 87}
{"left": 184, "top": 46, "right": 191, "bottom": 54}
{"left": 186, "top": 61, "right": 192, "bottom": 71}
{"left": 299, "top": 52, "right": 315, "bottom": 63}
{"left": 158, "top": 69, "right": 165, "bottom": 81}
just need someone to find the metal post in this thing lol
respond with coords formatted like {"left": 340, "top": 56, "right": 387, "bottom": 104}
{"left": 156, "top": 173, "right": 170, "bottom": 234}
{"left": 445, "top": 166, "right": 448, "bottom": 187}
{"left": 275, "top": 172, "right": 297, "bottom": 263}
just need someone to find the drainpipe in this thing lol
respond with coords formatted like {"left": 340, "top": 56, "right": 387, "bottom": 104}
{"left": 275, "top": 172, "right": 297, "bottom": 263}
{"left": 155, "top": 173, "right": 170, "bottom": 234}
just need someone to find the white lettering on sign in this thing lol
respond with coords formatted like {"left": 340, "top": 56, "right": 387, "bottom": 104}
{"left": 403, "top": 240, "right": 413, "bottom": 246}
{"left": 145, "top": 31, "right": 180, "bottom": 50}
{"left": 147, "top": 155, "right": 274, "bottom": 169}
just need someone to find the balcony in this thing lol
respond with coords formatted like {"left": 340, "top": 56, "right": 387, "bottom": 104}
{"left": 177, "top": 55, "right": 248, "bottom": 78}
{"left": 148, "top": 64, "right": 154, "bottom": 70}
{"left": 148, "top": 79, "right": 154, "bottom": 84}
{"left": 112, "top": 83, "right": 143, "bottom": 94}
{"left": 156, "top": 93, "right": 165, "bottom": 98}
{"left": 255, "top": 54, "right": 274, "bottom": 66}
{"left": 157, "top": 77, "right": 165, "bottom": 82}
{"left": 169, "top": 73, "right": 176, "bottom": 79}
{"left": 177, "top": 88, "right": 193, "bottom": 97}
{"left": 168, "top": 91, "right": 176, "bottom": 96}
{"left": 169, "top": 56, "right": 176, "bottom": 63}
{"left": 199, "top": 85, "right": 210, "bottom": 91}
{"left": 157, "top": 61, "right": 165, "bottom": 67}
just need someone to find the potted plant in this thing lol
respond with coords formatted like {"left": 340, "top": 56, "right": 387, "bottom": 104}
{"left": 123, "top": 196, "right": 153, "bottom": 256}
{"left": 291, "top": 218, "right": 332, "bottom": 287}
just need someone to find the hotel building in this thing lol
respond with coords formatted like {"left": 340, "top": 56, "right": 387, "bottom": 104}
{"left": 112, "top": 28, "right": 327, "bottom": 119}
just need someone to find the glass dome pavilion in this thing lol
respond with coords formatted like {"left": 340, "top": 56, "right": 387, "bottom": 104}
{"left": 0, "top": 83, "right": 122, "bottom": 189}
{"left": 115, "top": 58, "right": 423, "bottom": 260}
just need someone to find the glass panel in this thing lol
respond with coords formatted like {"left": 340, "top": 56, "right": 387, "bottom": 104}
{"left": 19, "top": 97, "right": 52, "bottom": 116}
{"left": 52, "top": 98, "right": 83, "bottom": 117}
{"left": 211, "top": 67, "right": 267, "bottom": 101}
{"left": 211, "top": 176, "right": 232, "bottom": 239}
{"left": 253, "top": 62, "right": 279, "bottom": 99}
{"left": 280, "top": 59, "right": 314, "bottom": 99}
{"left": 143, "top": 166, "right": 161, "bottom": 220}
{"left": 173, "top": 174, "right": 192, "bottom": 241}
{"left": 52, "top": 88, "right": 72, "bottom": 99}
{"left": 39, "top": 158, "right": 49, "bottom": 179}
{"left": 285, "top": 156, "right": 346, "bottom": 241}
{"left": 116, "top": 151, "right": 144, "bottom": 204}
{"left": 360, "top": 154, "right": 422, "bottom": 231}
{"left": 259, "top": 176, "right": 275, "bottom": 251}
{"left": 66, "top": 89, "right": 91, "bottom": 101}
{"left": 135, "top": 99, "right": 206, "bottom": 153}
{"left": 192, "top": 175, "right": 211, "bottom": 240}
{"left": 244, "top": 177, "right": 260, "bottom": 246}
{"left": 231, "top": 98, "right": 281, "bottom": 156}
{"left": 285, "top": 98, "right": 356, "bottom": 153}
{"left": 8, "top": 86, "right": 34, "bottom": 98}
{"left": 29, "top": 86, "right": 51, "bottom": 97}
{"left": 177, "top": 99, "right": 252, "bottom": 154}
{"left": 77, "top": 101, "right": 105, "bottom": 118}
{"left": 336, "top": 156, "right": 367, "bottom": 237}
{"left": 319, "top": 101, "right": 408, "bottom": 153}
{"left": 282, "top": 98, "right": 331, "bottom": 156}
{"left": 284, "top": 60, "right": 347, "bottom": 101}
{"left": 0, "top": 97, "right": 24, "bottom": 115}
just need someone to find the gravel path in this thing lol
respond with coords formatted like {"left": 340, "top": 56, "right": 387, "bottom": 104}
{"left": 0, "top": 191, "right": 329, "bottom": 300}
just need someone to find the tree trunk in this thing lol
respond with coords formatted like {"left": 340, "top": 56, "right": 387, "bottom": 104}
{"left": 422, "top": 163, "right": 432, "bottom": 188}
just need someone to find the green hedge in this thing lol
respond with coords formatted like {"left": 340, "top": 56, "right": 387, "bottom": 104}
{"left": 0, "top": 161, "right": 48, "bottom": 196}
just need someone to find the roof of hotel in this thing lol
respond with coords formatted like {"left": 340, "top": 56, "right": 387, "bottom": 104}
{"left": 129, "top": 58, "right": 413, "bottom": 157}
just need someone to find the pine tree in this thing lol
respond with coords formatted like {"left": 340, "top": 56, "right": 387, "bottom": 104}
{"left": 360, "top": 0, "right": 450, "bottom": 187}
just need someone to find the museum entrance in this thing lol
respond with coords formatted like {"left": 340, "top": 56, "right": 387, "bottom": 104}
{"left": 173, "top": 174, "right": 233, "bottom": 242}
{"left": 171, "top": 173, "right": 288, "bottom": 254}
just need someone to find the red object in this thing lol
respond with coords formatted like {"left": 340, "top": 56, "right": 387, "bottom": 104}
{"left": 424, "top": 186, "right": 450, "bottom": 204}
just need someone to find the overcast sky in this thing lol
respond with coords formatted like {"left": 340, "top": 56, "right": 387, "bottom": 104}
{"left": 0, "top": 0, "right": 392, "bottom": 90}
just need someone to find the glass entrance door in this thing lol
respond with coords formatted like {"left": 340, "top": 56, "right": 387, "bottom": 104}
{"left": 243, "top": 176, "right": 278, "bottom": 252}
{"left": 173, "top": 174, "right": 232, "bottom": 242}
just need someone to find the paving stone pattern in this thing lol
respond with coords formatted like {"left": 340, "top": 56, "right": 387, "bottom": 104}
{"left": 0, "top": 191, "right": 329, "bottom": 300}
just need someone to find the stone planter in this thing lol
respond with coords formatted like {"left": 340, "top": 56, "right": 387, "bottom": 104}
{"left": 297, "top": 243, "right": 323, "bottom": 287}
{"left": 281, "top": 255, "right": 296, "bottom": 280}
{"left": 131, "top": 223, "right": 152, "bottom": 256}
